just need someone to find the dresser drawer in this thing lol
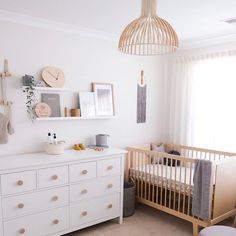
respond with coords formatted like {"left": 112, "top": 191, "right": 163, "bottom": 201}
{"left": 70, "top": 180, "right": 97, "bottom": 202}
{"left": 70, "top": 175, "right": 121, "bottom": 202}
{"left": 70, "top": 193, "right": 120, "bottom": 228}
{"left": 97, "top": 158, "right": 121, "bottom": 176}
{"left": 41, "top": 206, "right": 69, "bottom": 235}
{"left": 3, "top": 206, "right": 69, "bottom": 236}
{"left": 70, "top": 198, "right": 97, "bottom": 227}
{"left": 97, "top": 193, "right": 120, "bottom": 218}
{"left": 70, "top": 162, "right": 96, "bottom": 182}
{"left": 98, "top": 175, "right": 121, "bottom": 196}
{"left": 1, "top": 171, "right": 36, "bottom": 195}
{"left": 38, "top": 166, "right": 68, "bottom": 188}
{"left": 2, "top": 186, "right": 69, "bottom": 219}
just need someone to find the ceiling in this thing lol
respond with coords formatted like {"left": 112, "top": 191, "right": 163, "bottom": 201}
{"left": 0, "top": 0, "right": 236, "bottom": 46}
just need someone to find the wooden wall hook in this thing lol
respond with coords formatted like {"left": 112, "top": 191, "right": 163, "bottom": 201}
{"left": 1, "top": 59, "right": 11, "bottom": 77}
{"left": 0, "top": 59, "right": 12, "bottom": 107}
{"left": 140, "top": 70, "right": 145, "bottom": 85}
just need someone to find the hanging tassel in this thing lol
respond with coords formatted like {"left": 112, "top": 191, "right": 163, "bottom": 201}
{"left": 137, "top": 70, "right": 147, "bottom": 123}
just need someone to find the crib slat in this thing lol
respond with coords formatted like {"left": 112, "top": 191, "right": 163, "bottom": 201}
{"left": 136, "top": 152, "right": 143, "bottom": 198}
{"left": 126, "top": 151, "right": 130, "bottom": 182}
{"left": 187, "top": 162, "right": 193, "bottom": 216}
{"left": 164, "top": 159, "right": 168, "bottom": 207}
{"left": 152, "top": 156, "right": 155, "bottom": 202}
{"left": 173, "top": 158, "right": 177, "bottom": 210}
{"left": 177, "top": 161, "right": 182, "bottom": 212}
{"left": 144, "top": 153, "right": 147, "bottom": 200}
{"left": 141, "top": 152, "right": 144, "bottom": 199}
{"left": 169, "top": 156, "right": 173, "bottom": 208}
{"left": 182, "top": 164, "right": 187, "bottom": 213}
{"left": 156, "top": 156, "right": 160, "bottom": 204}
{"left": 148, "top": 154, "right": 151, "bottom": 201}
{"left": 160, "top": 159, "right": 164, "bottom": 205}
{"left": 135, "top": 151, "right": 140, "bottom": 197}
{"left": 133, "top": 151, "right": 136, "bottom": 168}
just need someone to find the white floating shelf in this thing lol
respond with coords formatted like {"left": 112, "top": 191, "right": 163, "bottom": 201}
{"left": 35, "top": 116, "right": 114, "bottom": 121}
{"left": 23, "top": 86, "right": 75, "bottom": 93}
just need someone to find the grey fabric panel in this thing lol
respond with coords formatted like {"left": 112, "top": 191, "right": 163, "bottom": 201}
{"left": 0, "top": 112, "right": 14, "bottom": 144}
{"left": 41, "top": 93, "right": 61, "bottom": 117}
{"left": 137, "top": 84, "right": 147, "bottom": 123}
{"left": 192, "top": 159, "right": 213, "bottom": 220}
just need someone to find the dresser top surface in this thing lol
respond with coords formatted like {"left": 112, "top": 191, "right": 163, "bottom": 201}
{"left": 0, "top": 148, "right": 126, "bottom": 172}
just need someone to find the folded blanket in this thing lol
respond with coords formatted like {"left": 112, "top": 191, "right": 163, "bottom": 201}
{"left": 192, "top": 159, "right": 213, "bottom": 220}
{"left": 0, "top": 112, "right": 14, "bottom": 144}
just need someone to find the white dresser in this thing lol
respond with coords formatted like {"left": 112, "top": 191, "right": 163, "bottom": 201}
{"left": 0, "top": 148, "right": 126, "bottom": 236}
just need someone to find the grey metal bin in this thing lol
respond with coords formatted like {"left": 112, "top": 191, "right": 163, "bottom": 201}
{"left": 123, "top": 181, "right": 135, "bottom": 217}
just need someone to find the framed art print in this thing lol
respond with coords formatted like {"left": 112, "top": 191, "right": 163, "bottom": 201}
{"left": 79, "top": 92, "right": 96, "bottom": 117}
{"left": 92, "top": 83, "right": 114, "bottom": 116}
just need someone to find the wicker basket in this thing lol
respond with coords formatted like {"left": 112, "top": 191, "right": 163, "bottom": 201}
{"left": 44, "top": 142, "right": 65, "bottom": 155}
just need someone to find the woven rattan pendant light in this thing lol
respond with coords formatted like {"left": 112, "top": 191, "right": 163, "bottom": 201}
{"left": 118, "top": 0, "right": 179, "bottom": 55}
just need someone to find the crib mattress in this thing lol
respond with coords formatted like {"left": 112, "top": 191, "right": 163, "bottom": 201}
{"left": 130, "top": 164, "right": 194, "bottom": 195}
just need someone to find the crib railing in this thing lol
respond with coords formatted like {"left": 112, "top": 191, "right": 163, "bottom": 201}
{"left": 165, "top": 143, "right": 236, "bottom": 161}
{"left": 127, "top": 147, "right": 196, "bottom": 217}
{"left": 126, "top": 144, "right": 236, "bottom": 236}
{"left": 126, "top": 144, "right": 235, "bottom": 217}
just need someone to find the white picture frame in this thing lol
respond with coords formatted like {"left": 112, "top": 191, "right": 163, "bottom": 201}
{"left": 92, "top": 83, "right": 114, "bottom": 116}
{"left": 79, "top": 92, "right": 96, "bottom": 117}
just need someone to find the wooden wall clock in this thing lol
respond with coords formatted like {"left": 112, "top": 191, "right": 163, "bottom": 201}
{"left": 42, "top": 66, "right": 65, "bottom": 88}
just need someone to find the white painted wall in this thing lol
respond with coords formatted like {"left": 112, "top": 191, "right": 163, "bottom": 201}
{"left": 0, "top": 20, "right": 167, "bottom": 156}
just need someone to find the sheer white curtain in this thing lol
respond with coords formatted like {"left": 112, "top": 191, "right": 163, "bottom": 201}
{"left": 164, "top": 51, "right": 236, "bottom": 152}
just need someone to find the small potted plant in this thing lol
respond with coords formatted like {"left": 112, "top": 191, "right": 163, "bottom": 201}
{"left": 22, "top": 74, "right": 37, "bottom": 121}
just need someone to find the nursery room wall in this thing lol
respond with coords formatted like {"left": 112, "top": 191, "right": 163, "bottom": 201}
{"left": 0, "top": 20, "right": 168, "bottom": 156}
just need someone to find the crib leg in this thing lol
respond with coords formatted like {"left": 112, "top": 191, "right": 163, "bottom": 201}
{"left": 192, "top": 223, "right": 199, "bottom": 236}
{"left": 233, "top": 215, "right": 236, "bottom": 228}
{"left": 118, "top": 215, "right": 123, "bottom": 224}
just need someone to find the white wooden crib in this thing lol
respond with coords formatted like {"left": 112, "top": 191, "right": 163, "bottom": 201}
{"left": 126, "top": 143, "right": 236, "bottom": 236}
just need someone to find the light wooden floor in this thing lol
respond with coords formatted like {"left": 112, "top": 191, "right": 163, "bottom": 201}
{"left": 65, "top": 204, "right": 234, "bottom": 236}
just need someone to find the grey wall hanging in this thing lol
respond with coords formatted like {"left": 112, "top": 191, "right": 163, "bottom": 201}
{"left": 137, "top": 70, "right": 147, "bottom": 123}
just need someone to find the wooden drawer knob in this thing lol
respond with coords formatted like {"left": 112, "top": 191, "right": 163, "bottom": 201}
{"left": 81, "top": 211, "right": 87, "bottom": 216}
{"left": 107, "top": 165, "right": 113, "bottom": 170}
{"left": 81, "top": 170, "right": 88, "bottom": 175}
{"left": 81, "top": 189, "right": 88, "bottom": 194}
{"left": 19, "top": 228, "right": 26, "bottom": 234}
{"left": 53, "top": 219, "right": 59, "bottom": 224}
{"left": 51, "top": 175, "right": 58, "bottom": 180}
{"left": 52, "top": 196, "right": 59, "bottom": 201}
{"left": 18, "top": 203, "right": 24, "bottom": 209}
{"left": 107, "top": 184, "right": 113, "bottom": 189}
{"left": 107, "top": 204, "right": 113, "bottom": 209}
{"left": 17, "top": 180, "right": 24, "bottom": 186}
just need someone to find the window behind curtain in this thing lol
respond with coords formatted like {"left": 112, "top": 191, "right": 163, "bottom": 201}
{"left": 190, "top": 54, "right": 236, "bottom": 151}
